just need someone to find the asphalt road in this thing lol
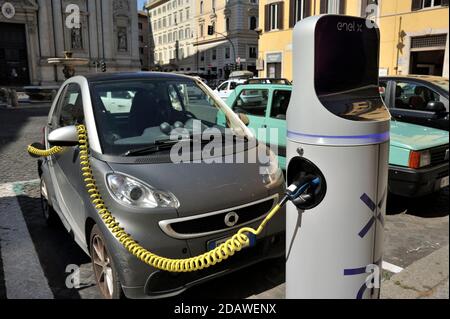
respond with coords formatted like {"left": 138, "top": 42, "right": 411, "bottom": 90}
{"left": 0, "top": 105, "right": 448, "bottom": 299}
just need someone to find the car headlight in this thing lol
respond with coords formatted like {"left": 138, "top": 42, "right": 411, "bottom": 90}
{"left": 106, "top": 173, "right": 179, "bottom": 209}
{"left": 409, "top": 150, "right": 431, "bottom": 169}
{"left": 261, "top": 151, "right": 283, "bottom": 185}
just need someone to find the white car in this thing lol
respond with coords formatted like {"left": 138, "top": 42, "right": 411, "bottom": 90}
{"left": 213, "top": 79, "right": 247, "bottom": 101}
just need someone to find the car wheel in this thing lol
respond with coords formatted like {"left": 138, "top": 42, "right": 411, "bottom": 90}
{"left": 40, "top": 178, "right": 58, "bottom": 226}
{"left": 90, "top": 225, "right": 123, "bottom": 299}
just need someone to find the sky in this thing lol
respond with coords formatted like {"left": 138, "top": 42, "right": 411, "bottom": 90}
{"left": 137, "top": 0, "right": 147, "bottom": 10}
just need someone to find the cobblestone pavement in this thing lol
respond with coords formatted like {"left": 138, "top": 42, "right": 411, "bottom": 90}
{"left": 0, "top": 106, "right": 448, "bottom": 299}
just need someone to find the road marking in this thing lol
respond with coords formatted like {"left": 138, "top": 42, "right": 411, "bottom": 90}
{"left": 0, "top": 181, "right": 54, "bottom": 299}
{"left": 382, "top": 261, "right": 404, "bottom": 274}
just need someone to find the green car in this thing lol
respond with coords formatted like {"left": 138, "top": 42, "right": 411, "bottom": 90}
{"left": 219, "top": 84, "right": 449, "bottom": 198}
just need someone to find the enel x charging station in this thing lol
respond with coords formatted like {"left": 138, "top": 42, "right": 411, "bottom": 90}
{"left": 286, "top": 15, "right": 391, "bottom": 299}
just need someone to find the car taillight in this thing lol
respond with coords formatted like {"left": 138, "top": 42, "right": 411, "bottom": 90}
{"left": 409, "top": 150, "right": 431, "bottom": 169}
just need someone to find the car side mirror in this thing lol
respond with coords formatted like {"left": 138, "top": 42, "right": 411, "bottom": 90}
{"left": 426, "top": 101, "right": 446, "bottom": 113}
{"left": 238, "top": 113, "right": 250, "bottom": 126}
{"left": 48, "top": 126, "right": 79, "bottom": 146}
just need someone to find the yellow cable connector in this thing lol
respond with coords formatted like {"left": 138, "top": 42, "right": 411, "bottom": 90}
{"left": 27, "top": 125, "right": 284, "bottom": 273}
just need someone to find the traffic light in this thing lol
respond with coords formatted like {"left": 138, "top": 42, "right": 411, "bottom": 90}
{"left": 208, "top": 25, "right": 215, "bottom": 36}
{"left": 101, "top": 60, "right": 107, "bottom": 73}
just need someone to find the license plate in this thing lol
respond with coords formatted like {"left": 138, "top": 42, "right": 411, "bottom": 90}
{"left": 207, "top": 233, "right": 256, "bottom": 252}
{"left": 440, "top": 176, "right": 449, "bottom": 189}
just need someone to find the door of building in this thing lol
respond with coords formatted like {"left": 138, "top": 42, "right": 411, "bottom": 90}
{"left": 0, "top": 23, "right": 30, "bottom": 86}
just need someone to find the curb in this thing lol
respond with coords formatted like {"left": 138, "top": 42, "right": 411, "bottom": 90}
{"left": 381, "top": 245, "right": 449, "bottom": 299}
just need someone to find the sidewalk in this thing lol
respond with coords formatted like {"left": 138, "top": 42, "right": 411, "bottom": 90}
{"left": 381, "top": 245, "right": 449, "bottom": 299}
{"left": 0, "top": 102, "right": 51, "bottom": 110}
{"left": 250, "top": 246, "right": 449, "bottom": 299}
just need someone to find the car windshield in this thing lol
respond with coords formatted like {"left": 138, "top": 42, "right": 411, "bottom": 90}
{"left": 90, "top": 78, "right": 252, "bottom": 156}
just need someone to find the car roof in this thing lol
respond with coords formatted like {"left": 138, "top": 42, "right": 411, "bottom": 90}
{"left": 380, "top": 74, "right": 448, "bottom": 82}
{"left": 82, "top": 71, "right": 193, "bottom": 83}
{"left": 236, "top": 83, "right": 292, "bottom": 90}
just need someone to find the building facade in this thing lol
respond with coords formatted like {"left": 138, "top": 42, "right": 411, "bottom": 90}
{"left": 194, "top": 0, "right": 260, "bottom": 79}
{"left": 377, "top": 0, "right": 449, "bottom": 77}
{"left": 0, "top": 0, "right": 141, "bottom": 86}
{"left": 257, "top": 0, "right": 449, "bottom": 80}
{"left": 138, "top": 10, "right": 153, "bottom": 70}
{"left": 146, "top": 0, "right": 197, "bottom": 72}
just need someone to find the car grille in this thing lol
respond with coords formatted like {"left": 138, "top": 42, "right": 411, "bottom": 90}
{"left": 430, "top": 145, "right": 449, "bottom": 166}
{"left": 160, "top": 195, "right": 278, "bottom": 239}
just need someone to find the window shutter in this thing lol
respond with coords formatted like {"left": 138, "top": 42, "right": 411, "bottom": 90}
{"left": 265, "top": 4, "right": 271, "bottom": 31}
{"left": 320, "top": 0, "right": 328, "bottom": 13}
{"left": 361, "top": 0, "right": 368, "bottom": 17}
{"left": 289, "top": 0, "right": 296, "bottom": 28}
{"left": 304, "top": 0, "right": 312, "bottom": 18}
{"left": 411, "top": 0, "right": 422, "bottom": 11}
{"left": 339, "top": 0, "right": 347, "bottom": 14}
{"left": 277, "top": 2, "right": 284, "bottom": 30}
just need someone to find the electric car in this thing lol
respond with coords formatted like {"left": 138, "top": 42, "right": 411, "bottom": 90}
{"left": 37, "top": 72, "right": 285, "bottom": 299}
{"left": 222, "top": 84, "right": 449, "bottom": 198}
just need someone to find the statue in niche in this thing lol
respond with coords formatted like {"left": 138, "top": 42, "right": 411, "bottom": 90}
{"left": 71, "top": 26, "right": 83, "bottom": 50}
{"left": 118, "top": 27, "right": 127, "bottom": 52}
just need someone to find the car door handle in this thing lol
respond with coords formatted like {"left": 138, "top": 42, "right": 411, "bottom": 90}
{"left": 261, "top": 125, "right": 268, "bottom": 128}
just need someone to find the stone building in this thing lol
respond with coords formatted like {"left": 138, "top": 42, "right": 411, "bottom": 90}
{"left": 0, "top": 0, "right": 141, "bottom": 86}
{"left": 194, "top": 0, "right": 259, "bottom": 79}
{"left": 146, "top": 0, "right": 197, "bottom": 72}
{"left": 138, "top": 10, "right": 153, "bottom": 70}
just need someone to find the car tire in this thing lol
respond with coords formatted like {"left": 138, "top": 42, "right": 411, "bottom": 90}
{"left": 90, "top": 225, "right": 123, "bottom": 299}
{"left": 40, "top": 178, "right": 58, "bottom": 227}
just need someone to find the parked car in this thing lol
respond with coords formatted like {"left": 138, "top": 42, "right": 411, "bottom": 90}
{"left": 38, "top": 73, "right": 285, "bottom": 299}
{"left": 245, "top": 78, "right": 292, "bottom": 85}
{"left": 213, "top": 78, "right": 247, "bottom": 101}
{"left": 221, "top": 84, "right": 449, "bottom": 198}
{"left": 379, "top": 75, "right": 449, "bottom": 131}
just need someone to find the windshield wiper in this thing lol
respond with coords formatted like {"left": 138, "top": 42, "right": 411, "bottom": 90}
{"left": 123, "top": 139, "right": 183, "bottom": 157}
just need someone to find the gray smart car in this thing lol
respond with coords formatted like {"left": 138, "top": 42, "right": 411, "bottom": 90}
{"left": 38, "top": 72, "right": 285, "bottom": 299}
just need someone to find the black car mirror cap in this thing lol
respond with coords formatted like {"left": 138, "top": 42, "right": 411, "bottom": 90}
{"left": 48, "top": 125, "right": 79, "bottom": 147}
{"left": 426, "top": 101, "right": 447, "bottom": 114}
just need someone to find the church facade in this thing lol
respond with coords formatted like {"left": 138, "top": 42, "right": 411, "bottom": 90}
{"left": 0, "top": 0, "right": 141, "bottom": 86}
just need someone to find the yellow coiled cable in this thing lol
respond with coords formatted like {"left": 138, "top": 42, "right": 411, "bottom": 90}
{"left": 28, "top": 125, "right": 283, "bottom": 273}
{"left": 27, "top": 145, "right": 64, "bottom": 157}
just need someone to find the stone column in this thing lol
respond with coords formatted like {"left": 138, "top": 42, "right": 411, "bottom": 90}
{"left": 51, "top": 0, "right": 65, "bottom": 81}
{"left": 38, "top": 0, "right": 56, "bottom": 83}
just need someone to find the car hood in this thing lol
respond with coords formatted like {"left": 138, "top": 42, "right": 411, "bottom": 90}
{"left": 107, "top": 148, "right": 277, "bottom": 218}
{"left": 390, "top": 120, "right": 449, "bottom": 151}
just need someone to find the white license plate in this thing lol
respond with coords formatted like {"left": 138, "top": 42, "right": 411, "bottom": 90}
{"left": 440, "top": 176, "right": 449, "bottom": 189}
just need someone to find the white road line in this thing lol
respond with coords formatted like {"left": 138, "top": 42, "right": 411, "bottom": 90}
{"left": 0, "top": 181, "right": 54, "bottom": 299}
{"left": 382, "top": 261, "right": 404, "bottom": 274}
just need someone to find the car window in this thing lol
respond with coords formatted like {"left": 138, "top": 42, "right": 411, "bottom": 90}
{"left": 233, "top": 89, "right": 269, "bottom": 117}
{"left": 100, "top": 89, "right": 136, "bottom": 114}
{"left": 58, "top": 83, "right": 84, "bottom": 127}
{"left": 90, "top": 79, "right": 251, "bottom": 156}
{"left": 218, "top": 82, "right": 228, "bottom": 91}
{"left": 230, "top": 82, "right": 237, "bottom": 90}
{"left": 270, "top": 90, "right": 292, "bottom": 119}
{"left": 395, "top": 81, "right": 440, "bottom": 111}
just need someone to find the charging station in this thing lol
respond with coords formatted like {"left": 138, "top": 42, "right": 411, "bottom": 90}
{"left": 286, "top": 15, "right": 391, "bottom": 299}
